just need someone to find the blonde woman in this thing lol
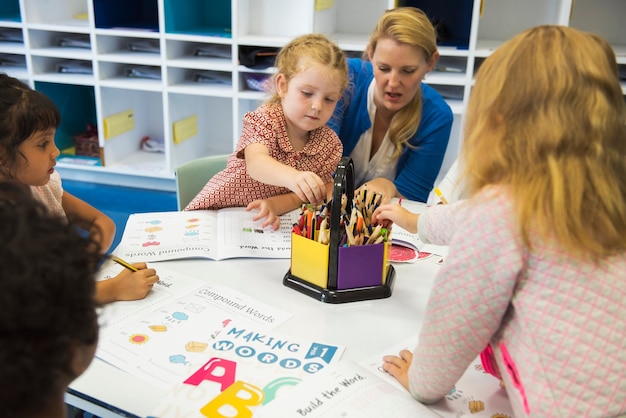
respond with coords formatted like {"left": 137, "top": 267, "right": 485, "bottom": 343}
{"left": 383, "top": 25, "right": 626, "bottom": 417}
{"left": 329, "top": 7, "right": 453, "bottom": 203}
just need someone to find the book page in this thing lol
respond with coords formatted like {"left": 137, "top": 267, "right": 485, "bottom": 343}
{"left": 96, "top": 263, "right": 205, "bottom": 335}
{"left": 115, "top": 208, "right": 301, "bottom": 262}
{"left": 255, "top": 361, "right": 441, "bottom": 418}
{"left": 389, "top": 198, "right": 449, "bottom": 257}
{"left": 149, "top": 320, "right": 345, "bottom": 417}
{"left": 215, "top": 207, "right": 298, "bottom": 259}
{"left": 96, "top": 284, "right": 293, "bottom": 388}
{"left": 115, "top": 210, "right": 219, "bottom": 262}
{"left": 359, "top": 335, "right": 514, "bottom": 418}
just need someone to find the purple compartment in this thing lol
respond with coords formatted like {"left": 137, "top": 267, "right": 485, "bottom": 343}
{"left": 336, "top": 243, "right": 384, "bottom": 290}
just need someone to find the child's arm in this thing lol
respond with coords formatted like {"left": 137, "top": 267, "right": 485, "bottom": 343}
{"left": 61, "top": 191, "right": 160, "bottom": 303}
{"left": 96, "top": 262, "right": 160, "bottom": 304}
{"left": 247, "top": 192, "right": 304, "bottom": 230}
{"left": 61, "top": 191, "right": 116, "bottom": 252}
{"left": 247, "top": 182, "right": 334, "bottom": 230}
{"left": 244, "top": 143, "right": 326, "bottom": 205}
{"left": 372, "top": 203, "right": 419, "bottom": 234}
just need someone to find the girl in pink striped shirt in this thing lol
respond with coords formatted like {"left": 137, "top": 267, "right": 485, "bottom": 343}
{"left": 382, "top": 25, "right": 626, "bottom": 417}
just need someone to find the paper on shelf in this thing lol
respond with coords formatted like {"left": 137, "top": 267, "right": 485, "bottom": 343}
{"left": 104, "top": 108, "right": 134, "bottom": 140}
{"left": 173, "top": 114, "right": 198, "bottom": 144}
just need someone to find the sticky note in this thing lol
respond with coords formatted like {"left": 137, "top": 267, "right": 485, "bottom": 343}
{"left": 104, "top": 109, "right": 134, "bottom": 140}
{"left": 173, "top": 114, "right": 198, "bottom": 144}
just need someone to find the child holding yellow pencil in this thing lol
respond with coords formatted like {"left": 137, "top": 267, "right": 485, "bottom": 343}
{"left": 0, "top": 73, "right": 159, "bottom": 304}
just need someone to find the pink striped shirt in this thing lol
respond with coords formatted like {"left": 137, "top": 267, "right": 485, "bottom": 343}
{"left": 413, "top": 186, "right": 626, "bottom": 417}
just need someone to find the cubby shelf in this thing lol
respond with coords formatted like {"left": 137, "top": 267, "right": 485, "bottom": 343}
{"left": 0, "top": 0, "right": 623, "bottom": 190}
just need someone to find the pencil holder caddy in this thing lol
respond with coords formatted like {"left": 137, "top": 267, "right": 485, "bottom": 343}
{"left": 283, "top": 157, "right": 395, "bottom": 303}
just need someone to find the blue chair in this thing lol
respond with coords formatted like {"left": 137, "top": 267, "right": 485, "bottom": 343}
{"left": 175, "top": 154, "right": 229, "bottom": 210}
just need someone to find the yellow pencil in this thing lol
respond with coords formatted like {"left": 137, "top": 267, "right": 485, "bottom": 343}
{"left": 108, "top": 254, "right": 139, "bottom": 272}
{"left": 434, "top": 188, "right": 449, "bottom": 205}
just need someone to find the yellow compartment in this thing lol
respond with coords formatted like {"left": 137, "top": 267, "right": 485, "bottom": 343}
{"left": 290, "top": 233, "right": 329, "bottom": 288}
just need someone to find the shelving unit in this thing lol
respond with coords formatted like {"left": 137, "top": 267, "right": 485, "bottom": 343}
{"left": 0, "top": 0, "right": 623, "bottom": 191}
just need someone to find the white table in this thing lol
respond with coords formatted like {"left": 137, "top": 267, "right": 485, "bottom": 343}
{"left": 66, "top": 256, "right": 441, "bottom": 417}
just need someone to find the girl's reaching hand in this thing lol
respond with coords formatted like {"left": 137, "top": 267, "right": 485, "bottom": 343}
{"left": 382, "top": 349, "right": 413, "bottom": 391}
{"left": 247, "top": 199, "right": 280, "bottom": 230}
{"left": 372, "top": 204, "right": 419, "bottom": 234}
{"left": 289, "top": 171, "right": 326, "bottom": 205}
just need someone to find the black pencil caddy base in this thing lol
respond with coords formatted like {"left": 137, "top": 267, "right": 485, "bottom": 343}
{"left": 282, "top": 265, "right": 395, "bottom": 304}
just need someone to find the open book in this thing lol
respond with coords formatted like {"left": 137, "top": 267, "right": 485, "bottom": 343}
{"left": 115, "top": 207, "right": 299, "bottom": 262}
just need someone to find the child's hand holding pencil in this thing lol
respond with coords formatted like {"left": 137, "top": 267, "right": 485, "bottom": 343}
{"left": 99, "top": 255, "right": 160, "bottom": 303}
{"left": 108, "top": 254, "right": 139, "bottom": 272}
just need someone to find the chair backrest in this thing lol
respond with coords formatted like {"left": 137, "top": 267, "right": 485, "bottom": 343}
{"left": 175, "top": 154, "right": 229, "bottom": 210}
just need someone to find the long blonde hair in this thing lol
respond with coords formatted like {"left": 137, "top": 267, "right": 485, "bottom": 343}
{"left": 366, "top": 7, "right": 438, "bottom": 159}
{"left": 463, "top": 25, "right": 626, "bottom": 261}
{"left": 267, "top": 33, "right": 348, "bottom": 105}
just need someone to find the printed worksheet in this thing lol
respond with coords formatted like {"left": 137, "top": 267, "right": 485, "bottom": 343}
{"left": 255, "top": 361, "right": 441, "bottom": 418}
{"left": 96, "top": 262, "right": 206, "bottom": 334}
{"left": 149, "top": 319, "right": 345, "bottom": 418}
{"left": 96, "top": 284, "right": 293, "bottom": 388}
{"left": 359, "top": 335, "right": 514, "bottom": 418}
{"left": 115, "top": 207, "right": 299, "bottom": 262}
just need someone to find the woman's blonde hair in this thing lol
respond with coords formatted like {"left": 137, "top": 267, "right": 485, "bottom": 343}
{"left": 462, "top": 25, "right": 626, "bottom": 261}
{"left": 267, "top": 33, "right": 348, "bottom": 104}
{"left": 366, "top": 7, "right": 438, "bottom": 160}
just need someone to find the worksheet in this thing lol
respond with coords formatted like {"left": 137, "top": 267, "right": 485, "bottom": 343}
{"left": 96, "top": 263, "right": 205, "bottom": 334}
{"left": 255, "top": 361, "right": 441, "bottom": 418}
{"left": 359, "top": 335, "right": 514, "bottom": 418}
{"left": 149, "top": 319, "right": 345, "bottom": 418}
{"left": 96, "top": 283, "right": 293, "bottom": 388}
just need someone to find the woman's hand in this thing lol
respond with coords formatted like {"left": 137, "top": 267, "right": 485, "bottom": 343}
{"left": 357, "top": 178, "right": 399, "bottom": 204}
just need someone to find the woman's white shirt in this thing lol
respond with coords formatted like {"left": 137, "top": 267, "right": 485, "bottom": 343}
{"left": 349, "top": 80, "right": 397, "bottom": 187}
